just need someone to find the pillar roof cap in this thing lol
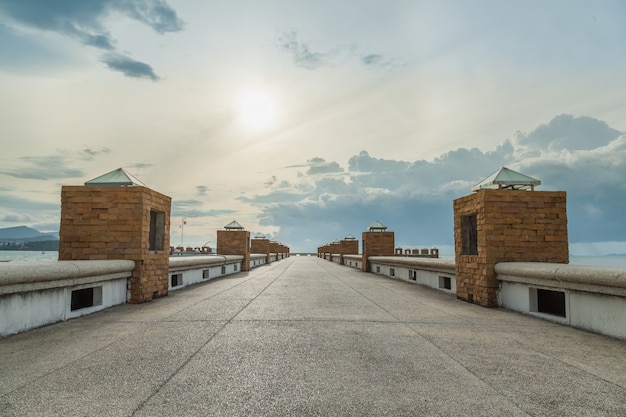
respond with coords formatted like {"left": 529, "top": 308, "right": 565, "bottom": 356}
{"left": 224, "top": 220, "right": 244, "bottom": 230}
{"left": 367, "top": 221, "right": 387, "bottom": 231}
{"left": 85, "top": 168, "right": 146, "bottom": 187}
{"left": 344, "top": 234, "right": 357, "bottom": 240}
{"left": 254, "top": 233, "right": 266, "bottom": 239}
{"left": 471, "top": 166, "right": 541, "bottom": 192}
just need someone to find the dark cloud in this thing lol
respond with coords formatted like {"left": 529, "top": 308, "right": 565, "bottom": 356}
{"left": 1, "top": 155, "right": 84, "bottom": 180}
{"left": 101, "top": 53, "right": 159, "bottom": 80}
{"left": 0, "top": 0, "right": 183, "bottom": 78}
{"left": 245, "top": 115, "right": 626, "bottom": 252}
{"left": 514, "top": 114, "right": 623, "bottom": 152}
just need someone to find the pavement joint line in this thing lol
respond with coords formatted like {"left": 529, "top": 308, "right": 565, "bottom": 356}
{"left": 317, "top": 258, "right": 533, "bottom": 416}
{"left": 163, "top": 269, "right": 280, "bottom": 317}
{"left": 0, "top": 337, "right": 124, "bottom": 399}
{"left": 517, "top": 339, "right": 625, "bottom": 390}
{"left": 129, "top": 257, "right": 294, "bottom": 416}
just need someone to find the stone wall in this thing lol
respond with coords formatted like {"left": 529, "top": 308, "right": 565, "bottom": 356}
{"left": 59, "top": 185, "right": 171, "bottom": 303}
{"left": 453, "top": 189, "right": 568, "bottom": 307}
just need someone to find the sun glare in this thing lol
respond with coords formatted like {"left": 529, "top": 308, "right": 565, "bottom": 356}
{"left": 236, "top": 91, "right": 278, "bottom": 132}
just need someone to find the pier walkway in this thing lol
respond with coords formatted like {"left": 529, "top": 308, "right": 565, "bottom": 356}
{"left": 1, "top": 256, "right": 625, "bottom": 416}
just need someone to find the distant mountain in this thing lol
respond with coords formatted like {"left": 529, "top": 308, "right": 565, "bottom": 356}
{"left": 0, "top": 226, "right": 59, "bottom": 241}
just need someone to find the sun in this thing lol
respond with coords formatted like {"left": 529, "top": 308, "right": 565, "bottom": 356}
{"left": 236, "top": 91, "right": 278, "bottom": 132}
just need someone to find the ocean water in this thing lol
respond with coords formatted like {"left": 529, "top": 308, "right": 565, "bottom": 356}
{"left": 0, "top": 251, "right": 59, "bottom": 263}
{"left": 1, "top": 250, "right": 626, "bottom": 268}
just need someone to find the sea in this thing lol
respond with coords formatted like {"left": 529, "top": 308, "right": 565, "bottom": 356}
{"left": 1, "top": 250, "right": 626, "bottom": 268}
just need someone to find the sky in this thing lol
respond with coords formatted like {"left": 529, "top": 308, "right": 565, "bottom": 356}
{"left": 1, "top": 0, "right": 626, "bottom": 256}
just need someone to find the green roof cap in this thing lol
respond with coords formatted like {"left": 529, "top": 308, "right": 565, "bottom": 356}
{"left": 85, "top": 168, "right": 146, "bottom": 187}
{"left": 471, "top": 167, "right": 541, "bottom": 192}
{"left": 224, "top": 220, "right": 244, "bottom": 230}
{"left": 367, "top": 221, "right": 387, "bottom": 231}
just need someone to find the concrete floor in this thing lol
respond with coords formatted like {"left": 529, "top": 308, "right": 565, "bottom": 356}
{"left": 1, "top": 256, "right": 625, "bottom": 416}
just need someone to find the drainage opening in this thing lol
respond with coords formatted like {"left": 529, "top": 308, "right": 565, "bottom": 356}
{"left": 535, "top": 288, "right": 566, "bottom": 317}
{"left": 71, "top": 286, "right": 102, "bottom": 311}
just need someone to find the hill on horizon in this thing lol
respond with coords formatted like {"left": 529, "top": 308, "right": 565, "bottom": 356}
{"left": 0, "top": 225, "right": 59, "bottom": 241}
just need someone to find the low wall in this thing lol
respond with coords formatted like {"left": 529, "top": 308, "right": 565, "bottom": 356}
{"left": 329, "top": 255, "right": 626, "bottom": 340}
{"left": 168, "top": 255, "right": 245, "bottom": 291}
{"left": 496, "top": 262, "right": 626, "bottom": 340}
{"left": 368, "top": 256, "right": 457, "bottom": 293}
{"left": 0, "top": 253, "right": 281, "bottom": 337}
{"left": 343, "top": 254, "right": 363, "bottom": 269}
{"left": 0, "top": 260, "right": 134, "bottom": 337}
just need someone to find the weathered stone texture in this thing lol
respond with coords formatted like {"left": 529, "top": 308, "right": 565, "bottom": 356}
{"left": 59, "top": 185, "right": 171, "bottom": 304}
{"left": 217, "top": 230, "right": 251, "bottom": 271}
{"left": 362, "top": 231, "right": 395, "bottom": 272}
{"left": 454, "top": 189, "right": 568, "bottom": 307}
{"left": 251, "top": 238, "right": 271, "bottom": 264}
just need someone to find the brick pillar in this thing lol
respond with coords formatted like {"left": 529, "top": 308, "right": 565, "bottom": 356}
{"left": 217, "top": 229, "right": 251, "bottom": 271}
{"left": 251, "top": 237, "right": 271, "bottom": 264}
{"left": 361, "top": 231, "right": 395, "bottom": 272}
{"left": 59, "top": 185, "right": 171, "bottom": 303}
{"left": 339, "top": 238, "right": 358, "bottom": 264}
{"left": 453, "top": 189, "right": 568, "bottom": 307}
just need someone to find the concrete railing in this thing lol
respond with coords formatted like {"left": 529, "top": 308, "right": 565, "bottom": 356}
{"left": 367, "top": 256, "right": 457, "bottom": 293}
{"left": 333, "top": 255, "right": 626, "bottom": 340}
{"left": 496, "top": 262, "right": 626, "bottom": 340}
{"left": 0, "top": 253, "right": 283, "bottom": 337}
{"left": 0, "top": 260, "right": 134, "bottom": 337}
{"left": 168, "top": 255, "right": 245, "bottom": 291}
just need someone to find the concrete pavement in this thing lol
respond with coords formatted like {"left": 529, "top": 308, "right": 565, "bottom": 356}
{"left": 1, "top": 256, "right": 625, "bottom": 416}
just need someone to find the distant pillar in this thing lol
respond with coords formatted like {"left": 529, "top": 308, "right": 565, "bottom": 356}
{"left": 339, "top": 237, "right": 358, "bottom": 265}
{"left": 59, "top": 169, "right": 171, "bottom": 304}
{"left": 251, "top": 236, "right": 271, "bottom": 264}
{"left": 217, "top": 222, "right": 251, "bottom": 271}
{"left": 362, "top": 222, "right": 395, "bottom": 272}
{"left": 453, "top": 189, "right": 568, "bottom": 307}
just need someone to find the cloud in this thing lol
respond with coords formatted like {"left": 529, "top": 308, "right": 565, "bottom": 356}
{"left": 101, "top": 53, "right": 159, "bottom": 80}
{"left": 172, "top": 199, "right": 235, "bottom": 218}
{"left": 196, "top": 185, "right": 209, "bottom": 196}
{"left": 0, "top": 0, "right": 183, "bottom": 78}
{"left": 361, "top": 53, "right": 396, "bottom": 69}
{"left": 1, "top": 154, "right": 84, "bottom": 180}
{"left": 79, "top": 146, "right": 111, "bottom": 160}
{"left": 277, "top": 30, "right": 337, "bottom": 70}
{"left": 1, "top": 213, "right": 35, "bottom": 223}
{"left": 277, "top": 30, "right": 399, "bottom": 71}
{"left": 287, "top": 157, "right": 345, "bottom": 175}
{"left": 513, "top": 114, "right": 623, "bottom": 152}
{"left": 244, "top": 115, "right": 626, "bottom": 252}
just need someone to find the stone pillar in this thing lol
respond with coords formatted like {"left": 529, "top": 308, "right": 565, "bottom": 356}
{"left": 59, "top": 185, "right": 171, "bottom": 303}
{"left": 339, "top": 238, "right": 358, "bottom": 264}
{"left": 251, "top": 237, "right": 271, "bottom": 264}
{"left": 453, "top": 189, "right": 568, "bottom": 307}
{"left": 269, "top": 241, "right": 280, "bottom": 260}
{"left": 217, "top": 229, "right": 251, "bottom": 271}
{"left": 361, "top": 231, "right": 395, "bottom": 272}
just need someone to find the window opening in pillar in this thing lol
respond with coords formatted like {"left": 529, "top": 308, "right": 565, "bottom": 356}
{"left": 149, "top": 210, "right": 165, "bottom": 251}
{"left": 461, "top": 214, "right": 478, "bottom": 255}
